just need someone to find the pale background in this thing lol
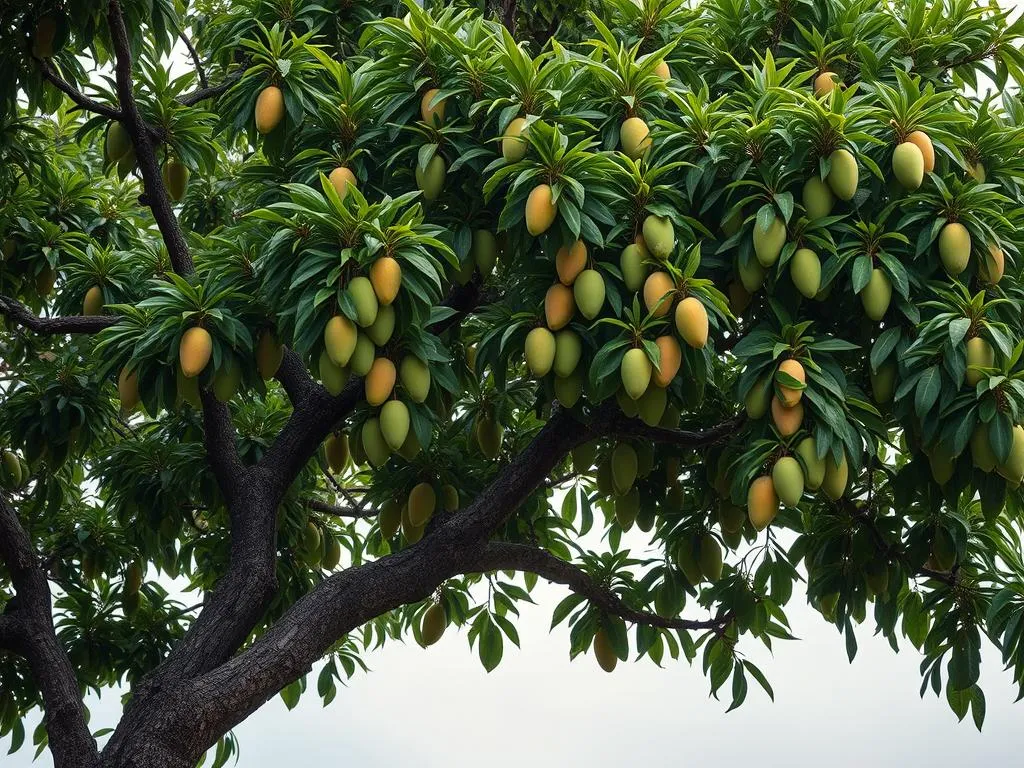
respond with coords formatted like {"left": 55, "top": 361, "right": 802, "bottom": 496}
{"left": 9, "top": 1, "right": 1024, "bottom": 765}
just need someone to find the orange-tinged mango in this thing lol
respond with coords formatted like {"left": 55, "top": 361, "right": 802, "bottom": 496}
{"left": 652, "top": 335, "right": 681, "bottom": 387}
{"left": 179, "top": 327, "right": 213, "bottom": 378}
{"left": 83, "top": 285, "right": 104, "bottom": 316}
{"left": 255, "top": 86, "right": 285, "bottom": 135}
{"left": 748, "top": 475, "right": 779, "bottom": 530}
{"left": 544, "top": 282, "right": 575, "bottom": 330}
{"left": 675, "top": 297, "right": 708, "bottom": 349}
{"left": 329, "top": 166, "right": 357, "bottom": 200}
{"left": 776, "top": 359, "right": 805, "bottom": 407}
{"left": 643, "top": 271, "right": 675, "bottom": 317}
{"left": 370, "top": 256, "right": 402, "bottom": 305}
{"left": 771, "top": 396, "right": 803, "bottom": 437}
{"left": 556, "top": 239, "right": 587, "bottom": 285}
{"left": 526, "top": 184, "right": 557, "bottom": 236}
{"left": 906, "top": 130, "right": 935, "bottom": 173}
{"left": 420, "top": 88, "right": 445, "bottom": 126}
{"left": 365, "top": 358, "right": 397, "bottom": 406}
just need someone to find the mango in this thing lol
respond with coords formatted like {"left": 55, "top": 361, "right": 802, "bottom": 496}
{"left": 752, "top": 214, "right": 786, "bottom": 267}
{"left": 929, "top": 445, "right": 954, "bottom": 485}
{"left": 593, "top": 628, "right": 617, "bottom": 672}
{"left": 616, "top": 387, "right": 638, "bottom": 417}
{"left": 409, "top": 482, "right": 436, "bottom": 527}
{"left": 105, "top": 122, "right": 132, "bottom": 164}
{"left": 472, "top": 229, "right": 498, "bottom": 275}
{"left": 790, "top": 248, "right": 821, "bottom": 298}
{"left": 771, "top": 396, "right": 803, "bottom": 437}
{"left": 719, "top": 502, "right": 746, "bottom": 534}
{"left": 643, "top": 271, "right": 675, "bottom": 317}
{"left": 380, "top": 400, "right": 411, "bottom": 451}
{"left": 329, "top": 166, "right": 357, "bottom": 200}
{"left": 776, "top": 359, "right": 805, "bottom": 407}
{"left": 83, "top": 285, "right": 104, "bottom": 316}
{"left": 827, "top": 148, "right": 858, "bottom": 201}
{"left": 502, "top": 117, "right": 529, "bottom": 162}
{"left": 325, "top": 432, "right": 349, "bottom": 473}
{"left": 525, "top": 327, "right": 556, "bottom": 377}
{"left": 400, "top": 356, "right": 431, "bottom": 403}
{"left": 370, "top": 256, "right": 402, "bottom": 305}
{"left": 813, "top": 71, "right": 838, "bottom": 97}
{"left": 970, "top": 422, "right": 997, "bottom": 472}
{"left": 652, "top": 335, "right": 681, "bottom": 387}
{"left": 177, "top": 364, "right": 201, "bottom": 408}
{"left": 179, "top": 327, "right": 213, "bottom": 378}
{"left": 415, "top": 154, "right": 446, "bottom": 201}
{"left": 574, "top": 269, "right": 606, "bottom": 319}
{"left": 361, "top": 417, "right": 390, "bottom": 467}
{"left": 348, "top": 276, "right": 379, "bottom": 328}
{"left": 615, "top": 489, "right": 639, "bottom": 530}
{"left": 301, "top": 522, "right": 321, "bottom": 563}
{"left": 525, "top": 184, "right": 557, "bottom": 236}
{"left": 655, "top": 60, "right": 671, "bottom": 80}
{"left": 744, "top": 373, "right": 771, "bottom": 419}
{"left": 997, "top": 425, "right": 1024, "bottom": 486}
{"left": 402, "top": 505, "right": 424, "bottom": 544}
{"left": 979, "top": 243, "right": 1005, "bottom": 284}
{"left": 938, "top": 222, "right": 971, "bottom": 276}
{"left": 621, "top": 348, "right": 652, "bottom": 401}
{"left": 421, "top": 603, "right": 447, "bottom": 646}
{"left": 213, "top": 357, "right": 242, "bottom": 402}
{"left": 675, "top": 297, "right": 708, "bottom": 349}
{"left": 163, "top": 159, "right": 190, "bottom": 201}
{"left": 906, "top": 130, "right": 935, "bottom": 173}
{"left": 636, "top": 385, "right": 667, "bottom": 426}
{"left": 349, "top": 333, "right": 375, "bottom": 376}
{"left": 699, "top": 534, "right": 723, "bottom": 581}
{"left": 892, "top": 141, "right": 924, "bottom": 190}
{"left": 116, "top": 147, "right": 137, "bottom": 180}
{"left": 475, "top": 414, "right": 503, "bottom": 458}
{"left": 802, "top": 176, "right": 834, "bottom": 221}
{"left": 642, "top": 215, "right": 674, "bottom": 260}
{"left": 795, "top": 437, "right": 825, "bottom": 490}
{"left": 968, "top": 161, "right": 986, "bottom": 182}
{"left": 544, "top": 282, "right": 575, "bottom": 330}
{"left": 675, "top": 537, "right": 703, "bottom": 586}
{"left": 367, "top": 304, "right": 396, "bottom": 347}
{"left": 323, "top": 536, "right": 342, "bottom": 570}
{"left": 118, "top": 367, "right": 140, "bottom": 415}
{"left": 256, "top": 330, "right": 284, "bottom": 380}
{"left": 441, "top": 485, "right": 460, "bottom": 511}
{"left": 620, "top": 244, "right": 647, "bottom": 292}
{"left": 365, "top": 358, "right": 397, "bottom": 406}
{"left": 865, "top": 560, "right": 889, "bottom": 598}
{"left": 772, "top": 456, "right": 804, "bottom": 508}
{"left": 553, "top": 330, "right": 582, "bottom": 378}
{"left": 572, "top": 441, "right": 598, "bottom": 472}
{"left": 556, "top": 239, "right": 587, "bottom": 285}
{"left": 738, "top": 255, "right": 766, "bottom": 293}
{"left": 870, "top": 361, "right": 896, "bottom": 404}
{"left": 420, "top": 88, "right": 445, "bottom": 126}
{"left": 747, "top": 475, "right": 779, "bottom": 530}
{"left": 398, "top": 429, "right": 422, "bottom": 461}
{"left": 36, "top": 266, "right": 56, "bottom": 296}
{"left": 255, "top": 85, "right": 285, "bottom": 135}
{"left": 620, "top": 117, "right": 652, "bottom": 159}
{"left": 822, "top": 453, "right": 849, "bottom": 500}
{"left": 861, "top": 268, "right": 892, "bottom": 321}
{"left": 379, "top": 500, "right": 402, "bottom": 539}
{"left": 325, "top": 315, "right": 358, "bottom": 366}
{"left": 611, "top": 443, "right": 638, "bottom": 496}
{"left": 965, "top": 336, "right": 994, "bottom": 386}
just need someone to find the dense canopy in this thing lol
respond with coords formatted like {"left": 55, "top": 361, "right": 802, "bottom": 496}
{"left": 2, "top": 0, "right": 1024, "bottom": 765}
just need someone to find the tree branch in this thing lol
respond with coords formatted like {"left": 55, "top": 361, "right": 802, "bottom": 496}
{"left": 610, "top": 412, "right": 746, "bottom": 448}
{"left": 469, "top": 542, "right": 731, "bottom": 631}
{"left": 37, "top": 59, "right": 121, "bottom": 120}
{"left": 178, "top": 66, "right": 248, "bottom": 108}
{"left": 0, "top": 294, "right": 119, "bottom": 335}
{"left": 308, "top": 498, "right": 376, "bottom": 519}
{"left": 178, "top": 30, "right": 208, "bottom": 89}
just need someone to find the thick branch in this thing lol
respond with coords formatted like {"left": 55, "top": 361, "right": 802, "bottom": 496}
{"left": 308, "top": 498, "right": 376, "bottom": 519}
{"left": 610, "top": 412, "right": 746, "bottom": 448}
{"left": 0, "top": 613, "right": 24, "bottom": 650}
{"left": 178, "top": 67, "right": 248, "bottom": 107}
{"left": 0, "top": 295, "right": 119, "bottom": 335}
{"left": 470, "top": 542, "right": 731, "bottom": 631}
{"left": 37, "top": 60, "right": 121, "bottom": 120}
{"left": 178, "top": 31, "right": 208, "bottom": 89}
{"left": 274, "top": 348, "right": 320, "bottom": 406}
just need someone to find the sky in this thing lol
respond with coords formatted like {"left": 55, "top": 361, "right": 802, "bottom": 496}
{"left": 9, "top": 1, "right": 1024, "bottom": 766}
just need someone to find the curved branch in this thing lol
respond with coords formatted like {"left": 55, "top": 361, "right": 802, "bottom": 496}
{"left": 0, "top": 295, "right": 119, "bottom": 335}
{"left": 611, "top": 412, "right": 746, "bottom": 448}
{"left": 274, "top": 347, "right": 320, "bottom": 406}
{"left": 178, "top": 66, "right": 248, "bottom": 107}
{"left": 469, "top": 542, "right": 731, "bottom": 631}
{"left": 308, "top": 498, "right": 376, "bottom": 519}
{"left": 178, "top": 30, "right": 208, "bottom": 89}
{"left": 37, "top": 60, "right": 121, "bottom": 120}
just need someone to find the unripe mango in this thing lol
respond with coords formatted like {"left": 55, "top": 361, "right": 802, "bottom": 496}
{"left": 325, "top": 432, "right": 349, "bottom": 473}
{"left": 654, "top": 60, "right": 670, "bottom": 80}
{"left": 370, "top": 256, "right": 402, "bottom": 306}
{"left": 620, "top": 117, "right": 651, "bottom": 159}
{"left": 615, "top": 489, "right": 639, "bottom": 530}
{"left": 772, "top": 456, "right": 805, "bottom": 508}
{"left": 699, "top": 534, "right": 723, "bottom": 581}
{"left": 179, "top": 327, "right": 213, "bottom": 378}
{"left": 642, "top": 215, "right": 674, "bottom": 259}
{"left": 776, "top": 359, "right": 805, "bottom": 407}
{"left": 367, "top": 304, "right": 396, "bottom": 347}
{"left": 675, "top": 537, "right": 703, "bottom": 586}
{"left": 365, "top": 358, "right": 397, "bottom": 406}
{"left": 790, "top": 248, "right": 821, "bottom": 298}
{"left": 719, "top": 502, "right": 746, "bottom": 534}
{"left": 325, "top": 315, "right": 358, "bottom": 367}
{"left": 329, "top": 166, "right": 356, "bottom": 200}
{"left": 621, "top": 348, "right": 652, "bottom": 401}
{"left": 636, "top": 385, "right": 667, "bottom": 427}
{"left": 929, "top": 445, "right": 954, "bottom": 485}
{"left": 323, "top": 536, "right": 342, "bottom": 570}
{"left": 938, "top": 222, "right": 970, "bottom": 276}
{"left": 795, "top": 437, "right": 825, "bottom": 490}
{"left": 163, "top": 158, "right": 190, "bottom": 201}
{"left": 574, "top": 269, "right": 606, "bottom": 319}
{"left": 892, "top": 142, "right": 924, "bottom": 190}
{"left": 420, "top": 88, "right": 445, "bottom": 126}
{"left": 675, "top": 297, "right": 708, "bottom": 349}
{"left": 979, "top": 243, "right": 1004, "bottom": 284}
{"left": 556, "top": 239, "right": 587, "bottom": 285}
{"left": 554, "top": 369, "right": 584, "bottom": 408}
{"left": 997, "top": 425, "right": 1024, "bottom": 486}
{"left": 544, "top": 282, "right": 575, "bottom": 330}
{"left": 747, "top": 475, "right": 779, "bottom": 530}
{"left": 643, "top": 271, "right": 675, "bottom": 317}
{"left": 802, "top": 176, "right": 834, "bottom": 221}
{"left": 255, "top": 86, "right": 285, "bottom": 135}
{"left": 525, "top": 327, "right": 556, "bottom": 377}
{"left": 822, "top": 453, "right": 849, "bottom": 500}
{"left": 398, "top": 429, "right": 422, "bottom": 461}
{"left": 349, "top": 333, "right": 375, "bottom": 376}
{"left": 502, "top": 117, "right": 529, "bottom": 162}
{"left": 421, "top": 603, "right": 447, "bottom": 646}
{"left": 744, "top": 374, "right": 771, "bottom": 419}
{"left": 415, "top": 154, "right": 446, "bottom": 200}
{"left": 402, "top": 505, "right": 424, "bottom": 544}
{"left": 475, "top": 414, "right": 503, "bottom": 458}
{"left": 970, "top": 422, "right": 997, "bottom": 472}
{"left": 408, "top": 483, "right": 436, "bottom": 527}
{"left": 379, "top": 500, "right": 402, "bottom": 539}
{"left": 105, "top": 121, "right": 132, "bottom": 163}
{"left": 965, "top": 336, "right": 994, "bottom": 386}
{"left": 572, "top": 441, "right": 598, "bottom": 472}
{"left": 593, "top": 628, "right": 617, "bottom": 672}
{"left": 616, "top": 387, "right": 638, "bottom": 417}
{"left": 83, "top": 285, "right": 104, "bottom": 316}
{"left": 472, "top": 230, "right": 498, "bottom": 276}
{"left": 361, "top": 417, "right": 390, "bottom": 467}
{"left": 753, "top": 214, "right": 786, "bottom": 267}
{"left": 525, "top": 184, "right": 557, "bottom": 236}
{"left": 348, "top": 276, "right": 379, "bottom": 328}
{"left": 256, "top": 330, "right": 284, "bottom": 380}
{"left": 827, "top": 148, "right": 858, "bottom": 201}
{"left": 652, "top": 335, "right": 681, "bottom": 387}
{"left": 35, "top": 266, "right": 56, "bottom": 296}
{"left": 865, "top": 560, "right": 889, "bottom": 598}
{"left": 441, "top": 485, "right": 460, "bottom": 511}
{"left": 813, "top": 71, "right": 838, "bottom": 97}
{"left": 553, "top": 330, "right": 583, "bottom": 378}
{"left": 620, "top": 244, "right": 647, "bottom": 292}
{"left": 906, "top": 130, "right": 935, "bottom": 173}
{"left": 213, "top": 357, "right": 242, "bottom": 402}
{"left": 118, "top": 367, "right": 140, "bottom": 415}
{"left": 771, "top": 396, "right": 803, "bottom": 437}
{"left": 870, "top": 361, "right": 896, "bottom": 404}
{"left": 611, "top": 443, "right": 638, "bottom": 496}
{"left": 380, "top": 400, "right": 411, "bottom": 451}
{"left": 400, "top": 356, "right": 430, "bottom": 403}
{"left": 861, "top": 268, "right": 892, "bottom": 321}
{"left": 738, "top": 256, "right": 766, "bottom": 293}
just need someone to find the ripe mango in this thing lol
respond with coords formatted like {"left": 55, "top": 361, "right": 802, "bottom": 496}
{"left": 636, "top": 385, "right": 667, "bottom": 426}
{"left": 747, "top": 475, "right": 779, "bottom": 531}
{"left": 821, "top": 452, "right": 849, "bottom": 500}
{"left": 213, "top": 356, "right": 242, "bottom": 402}
{"left": 105, "top": 122, "right": 132, "bottom": 164}
{"left": 675, "top": 297, "right": 708, "bottom": 349}
{"left": 329, "top": 166, "right": 357, "bottom": 200}
{"left": 938, "top": 222, "right": 971, "bottom": 276}
{"left": 574, "top": 269, "right": 606, "bottom": 319}
{"left": 620, "top": 243, "right": 647, "bottom": 292}
{"left": 472, "top": 229, "right": 498, "bottom": 275}
{"left": 255, "top": 85, "right": 285, "bottom": 135}
{"left": 738, "top": 255, "right": 766, "bottom": 293}
{"left": 611, "top": 442, "right": 638, "bottom": 496}
{"left": 367, "top": 304, "right": 396, "bottom": 347}
{"left": 827, "top": 148, "right": 858, "bottom": 201}
{"left": 348, "top": 276, "right": 379, "bottom": 328}
{"left": 892, "top": 141, "right": 924, "bottom": 190}
{"left": 525, "top": 327, "right": 556, "bottom": 377}
{"left": 654, "top": 60, "right": 671, "bottom": 80}
{"left": 163, "top": 159, "right": 190, "bottom": 201}
{"left": 502, "top": 117, "right": 529, "bottom": 162}
{"left": 699, "top": 533, "right": 723, "bottom": 581}
{"left": 870, "top": 361, "right": 896, "bottom": 404}
{"left": 361, "top": 417, "right": 390, "bottom": 468}
{"left": 349, "top": 333, "right": 375, "bottom": 376}
{"left": 475, "top": 414, "right": 503, "bottom": 458}
{"left": 752, "top": 214, "right": 786, "bottom": 267}
{"left": 325, "top": 315, "right": 358, "bottom": 366}
{"left": 795, "top": 437, "right": 825, "bottom": 490}
{"left": 325, "top": 432, "right": 349, "bottom": 473}
{"left": 408, "top": 482, "right": 436, "bottom": 527}
{"left": 979, "top": 243, "right": 1004, "bottom": 284}
{"left": 179, "top": 327, "right": 213, "bottom": 378}
{"left": 83, "top": 285, "right": 104, "bottom": 316}
{"left": 620, "top": 348, "right": 652, "bottom": 401}
{"left": 652, "top": 335, "right": 681, "bottom": 387}
{"left": 525, "top": 184, "right": 557, "bottom": 236}
{"left": 421, "top": 603, "right": 447, "bottom": 646}
{"left": 370, "top": 256, "right": 402, "bottom": 305}
{"left": 772, "top": 456, "right": 804, "bottom": 508}
{"left": 553, "top": 330, "right": 582, "bottom": 378}
{"left": 415, "top": 154, "right": 446, "bottom": 201}
{"left": 620, "top": 117, "right": 652, "bottom": 159}
{"left": 365, "top": 358, "right": 397, "bottom": 406}
{"left": 399, "top": 356, "right": 431, "bottom": 403}
{"left": 118, "top": 367, "right": 140, "bottom": 415}
{"left": 544, "top": 282, "right": 575, "bottom": 330}
{"left": 642, "top": 215, "right": 674, "bottom": 260}
{"left": 556, "top": 239, "right": 587, "bottom": 285}
{"left": 813, "top": 71, "right": 838, "bottom": 97}
{"left": 861, "top": 268, "right": 892, "bottom": 321}
{"left": 802, "top": 176, "right": 834, "bottom": 221}
{"left": 790, "top": 248, "right": 821, "bottom": 298}
{"left": 420, "top": 88, "right": 445, "bottom": 126}
{"left": 643, "top": 271, "right": 675, "bottom": 317}
{"left": 906, "top": 130, "right": 935, "bottom": 173}
{"left": 965, "top": 336, "right": 994, "bottom": 386}
{"left": 593, "top": 628, "right": 617, "bottom": 672}
{"left": 256, "top": 330, "right": 284, "bottom": 380}
{"left": 771, "top": 396, "right": 803, "bottom": 437}
{"left": 380, "top": 400, "right": 411, "bottom": 451}
{"left": 776, "top": 359, "right": 805, "bottom": 407}
{"left": 615, "top": 489, "right": 639, "bottom": 530}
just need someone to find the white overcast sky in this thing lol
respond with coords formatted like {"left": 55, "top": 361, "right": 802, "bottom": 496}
{"left": 10, "top": 1, "right": 1024, "bottom": 766}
